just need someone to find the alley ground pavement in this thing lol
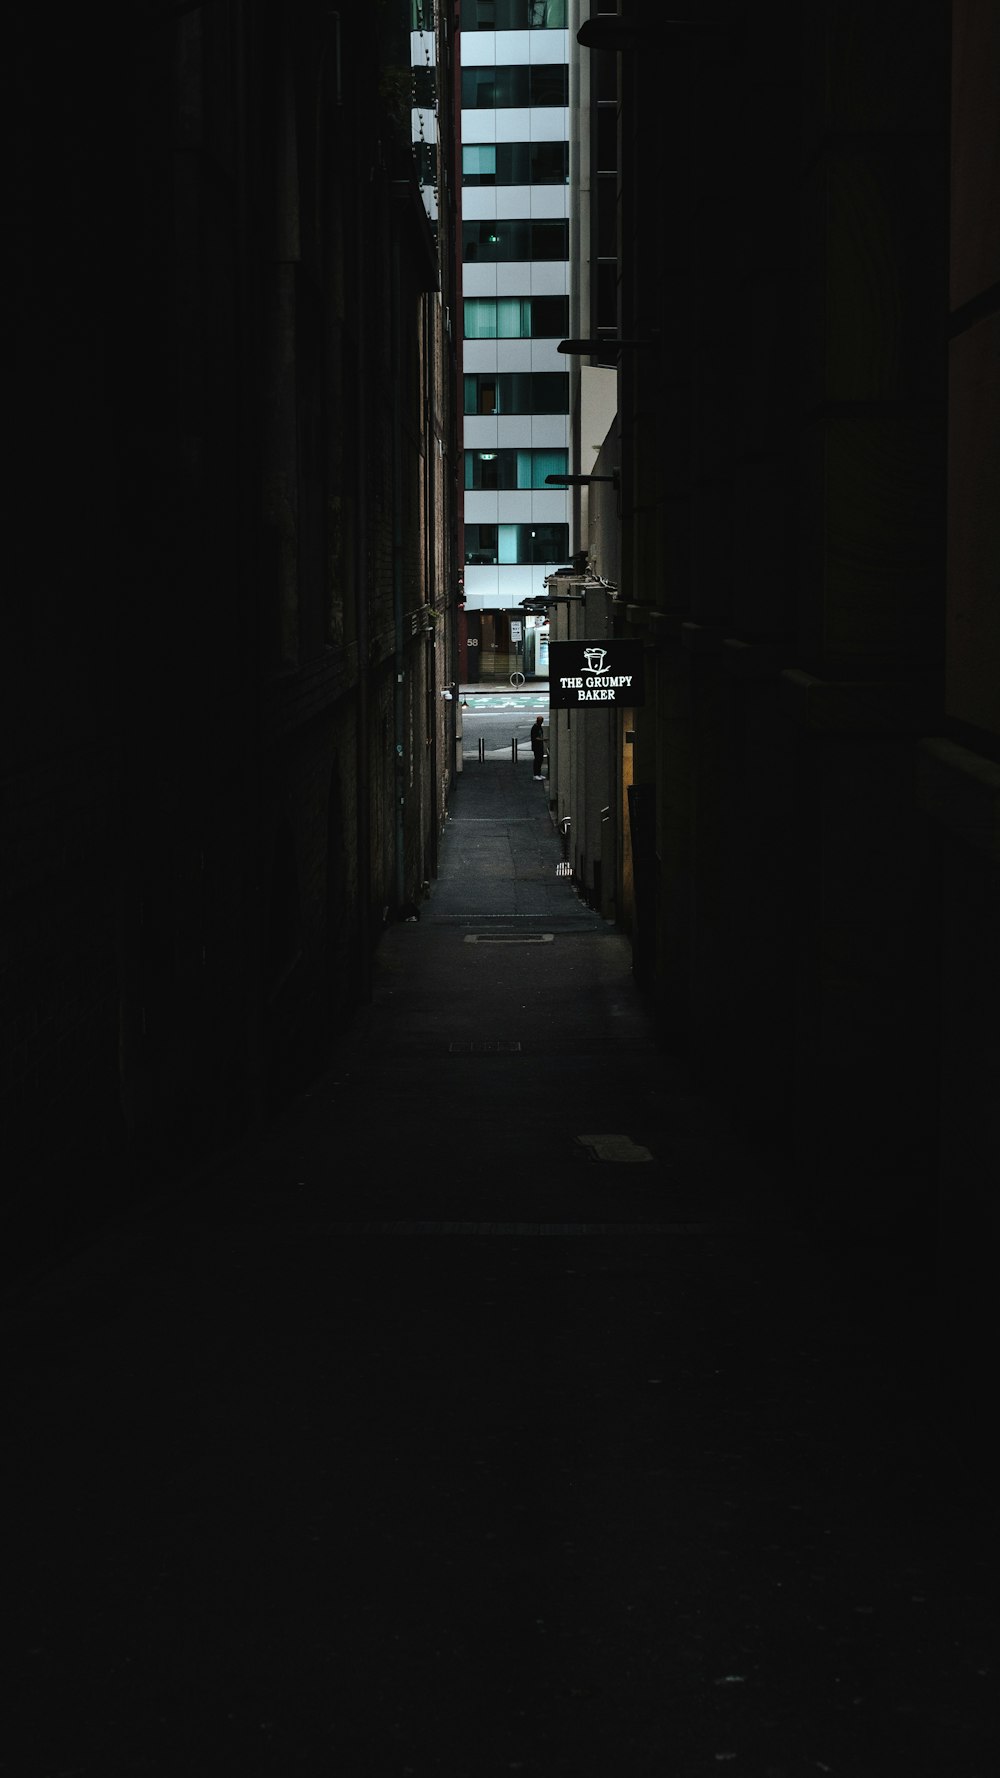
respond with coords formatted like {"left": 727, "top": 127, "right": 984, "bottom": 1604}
{"left": 4, "top": 758, "right": 997, "bottom": 1777}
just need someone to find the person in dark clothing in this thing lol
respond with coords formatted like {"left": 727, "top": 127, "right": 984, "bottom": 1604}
{"left": 530, "top": 716, "right": 545, "bottom": 779}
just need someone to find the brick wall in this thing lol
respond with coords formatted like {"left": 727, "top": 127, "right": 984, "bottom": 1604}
{"left": 3, "top": 0, "right": 458, "bottom": 1268}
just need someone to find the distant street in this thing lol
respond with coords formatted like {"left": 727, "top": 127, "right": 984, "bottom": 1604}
{"left": 460, "top": 691, "right": 549, "bottom": 762}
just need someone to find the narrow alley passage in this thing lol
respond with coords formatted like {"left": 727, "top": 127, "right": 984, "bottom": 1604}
{"left": 4, "top": 758, "right": 997, "bottom": 1777}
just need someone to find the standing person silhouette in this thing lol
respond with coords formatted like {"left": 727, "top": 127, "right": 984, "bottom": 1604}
{"left": 530, "top": 715, "right": 545, "bottom": 780}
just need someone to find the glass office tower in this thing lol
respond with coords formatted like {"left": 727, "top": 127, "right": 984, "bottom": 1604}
{"left": 457, "top": 1, "right": 571, "bottom": 682}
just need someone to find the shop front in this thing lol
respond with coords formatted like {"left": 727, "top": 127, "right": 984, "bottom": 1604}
{"left": 460, "top": 610, "right": 550, "bottom": 684}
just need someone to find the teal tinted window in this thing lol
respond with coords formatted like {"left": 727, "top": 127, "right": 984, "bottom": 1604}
{"left": 463, "top": 220, "right": 568, "bottom": 262}
{"left": 464, "top": 524, "right": 569, "bottom": 565}
{"left": 464, "top": 372, "right": 570, "bottom": 415}
{"left": 463, "top": 297, "right": 568, "bottom": 339}
{"left": 462, "top": 142, "right": 569, "bottom": 186}
{"left": 461, "top": 65, "right": 568, "bottom": 107}
{"left": 461, "top": 2, "right": 567, "bottom": 26}
{"left": 464, "top": 449, "right": 567, "bottom": 490}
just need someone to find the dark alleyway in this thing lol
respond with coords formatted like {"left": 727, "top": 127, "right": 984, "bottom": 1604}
{"left": 4, "top": 760, "right": 997, "bottom": 1777}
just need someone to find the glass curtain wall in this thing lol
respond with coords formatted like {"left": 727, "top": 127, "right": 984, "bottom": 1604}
{"left": 464, "top": 297, "right": 569, "bottom": 339}
{"left": 460, "top": 2, "right": 567, "bottom": 29}
{"left": 464, "top": 373, "right": 570, "bottom": 415}
{"left": 465, "top": 449, "right": 568, "bottom": 490}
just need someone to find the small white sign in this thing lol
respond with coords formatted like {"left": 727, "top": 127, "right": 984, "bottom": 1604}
{"left": 510, "top": 620, "right": 523, "bottom": 641}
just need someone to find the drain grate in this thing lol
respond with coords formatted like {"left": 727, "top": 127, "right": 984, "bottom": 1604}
{"left": 576, "top": 1134, "right": 654, "bottom": 1164}
{"left": 343, "top": 1220, "right": 750, "bottom": 1236}
{"left": 464, "top": 932, "right": 554, "bottom": 945}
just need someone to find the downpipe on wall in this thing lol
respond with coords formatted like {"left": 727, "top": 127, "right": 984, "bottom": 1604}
{"left": 391, "top": 233, "right": 406, "bottom": 915}
{"left": 354, "top": 174, "right": 373, "bottom": 998}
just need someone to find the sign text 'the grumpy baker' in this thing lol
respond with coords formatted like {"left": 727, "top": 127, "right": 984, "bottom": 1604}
{"left": 548, "top": 640, "right": 645, "bottom": 708}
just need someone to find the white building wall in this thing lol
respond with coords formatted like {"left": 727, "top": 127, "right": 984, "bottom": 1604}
{"left": 464, "top": 417, "right": 503, "bottom": 449}
{"left": 495, "top": 340, "right": 536, "bottom": 371}
{"left": 465, "top": 491, "right": 570, "bottom": 527}
{"left": 496, "top": 108, "right": 568, "bottom": 142}
{"left": 461, "top": 110, "right": 497, "bottom": 142}
{"left": 461, "top": 261, "right": 569, "bottom": 297}
{"left": 460, "top": 31, "right": 569, "bottom": 67}
{"left": 459, "top": 185, "right": 562, "bottom": 220}
{"left": 529, "top": 339, "right": 569, "bottom": 371}
{"left": 495, "top": 185, "right": 569, "bottom": 217}
{"left": 529, "top": 187, "right": 570, "bottom": 219}
{"left": 529, "top": 262, "right": 569, "bottom": 295}
{"left": 461, "top": 31, "right": 498, "bottom": 65}
{"left": 462, "top": 107, "right": 569, "bottom": 143}
{"left": 461, "top": 415, "right": 572, "bottom": 451}
{"left": 465, "top": 566, "right": 564, "bottom": 612}
{"left": 525, "top": 415, "right": 570, "bottom": 448}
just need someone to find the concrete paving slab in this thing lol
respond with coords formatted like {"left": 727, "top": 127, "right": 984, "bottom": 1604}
{"left": 2, "top": 761, "right": 997, "bottom": 1776}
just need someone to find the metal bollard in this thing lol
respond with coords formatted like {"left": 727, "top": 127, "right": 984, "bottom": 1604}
{"left": 478, "top": 737, "right": 485, "bottom": 762}
{"left": 511, "top": 738, "right": 519, "bottom": 763}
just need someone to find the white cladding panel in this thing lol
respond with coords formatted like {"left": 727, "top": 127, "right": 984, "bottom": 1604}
{"left": 462, "top": 490, "right": 565, "bottom": 522}
{"left": 463, "top": 341, "right": 500, "bottom": 373}
{"left": 529, "top": 29, "right": 569, "bottom": 63}
{"left": 466, "top": 341, "right": 568, "bottom": 377}
{"left": 459, "top": 30, "right": 569, "bottom": 68}
{"left": 464, "top": 418, "right": 569, "bottom": 452}
{"left": 493, "top": 106, "right": 532, "bottom": 140}
{"left": 464, "top": 492, "right": 500, "bottom": 525}
{"left": 495, "top": 491, "right": 534, "bottom": 522}
{"left": 530, "top": 185, "right": 570, "bottom": 218}
{"left": 492, "top": 186, "right": 568, "bottom": 219}
{"left": 494, "top": 339, "right": 534, "bottom": 371}
{"left": 530, "top": 490, "right": 570, "bottom": 522}
{"left": 494, "top": 416, "right": 534, "bottom": 448}
{"left": 530, "top": 338, "right": 571, "bottom": 371}
{"left": 474, "top": 259, "right": 567, "bottom": 297}
{"left": 527, "top": 414, "right": 570, "bottom": 448}
{"left": 461, "top": 32, "right": 497, "bottom": 66}
{"left": 496, "top": 107, "right": 568, "bottom": 142}
{"left": 462, "top": 111, "right": 568, "bottom": 144}
{"left": 462, "top": 188, "right": 499, "bottom": 220}
{"left": 462, "top": 264, "right": 500, "bottom": 297}
{"left": 461, "top": 187, "right": 568, "bottom": 218}
{"left": 461, "top": 110, "right": 496, "bottom": 143}
{"left": 495, "top": 30, "right": 529, "bottom": 63}
{"left": 530, "top": 261, "right": 569, "bottom": 295}
{"left": 495, "top": 263, "right": 528, "bottom": 296}
{"left": 464, "top": 564, "right": 555, "bottom": 609}
{"left": 463, "top": 417, "right": 502, "bottom": 450}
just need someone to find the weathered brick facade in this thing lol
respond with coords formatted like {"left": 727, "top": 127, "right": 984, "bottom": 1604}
{"left": 578, "top": 0, "right": 998, "bottom": 1424}
{"left": 4, "top": 1, "right": 460, "bottom": 1266}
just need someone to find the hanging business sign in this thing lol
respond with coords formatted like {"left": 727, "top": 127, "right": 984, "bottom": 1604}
{"left": 548, "top": 639, "right": 645, "bottom": 708}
